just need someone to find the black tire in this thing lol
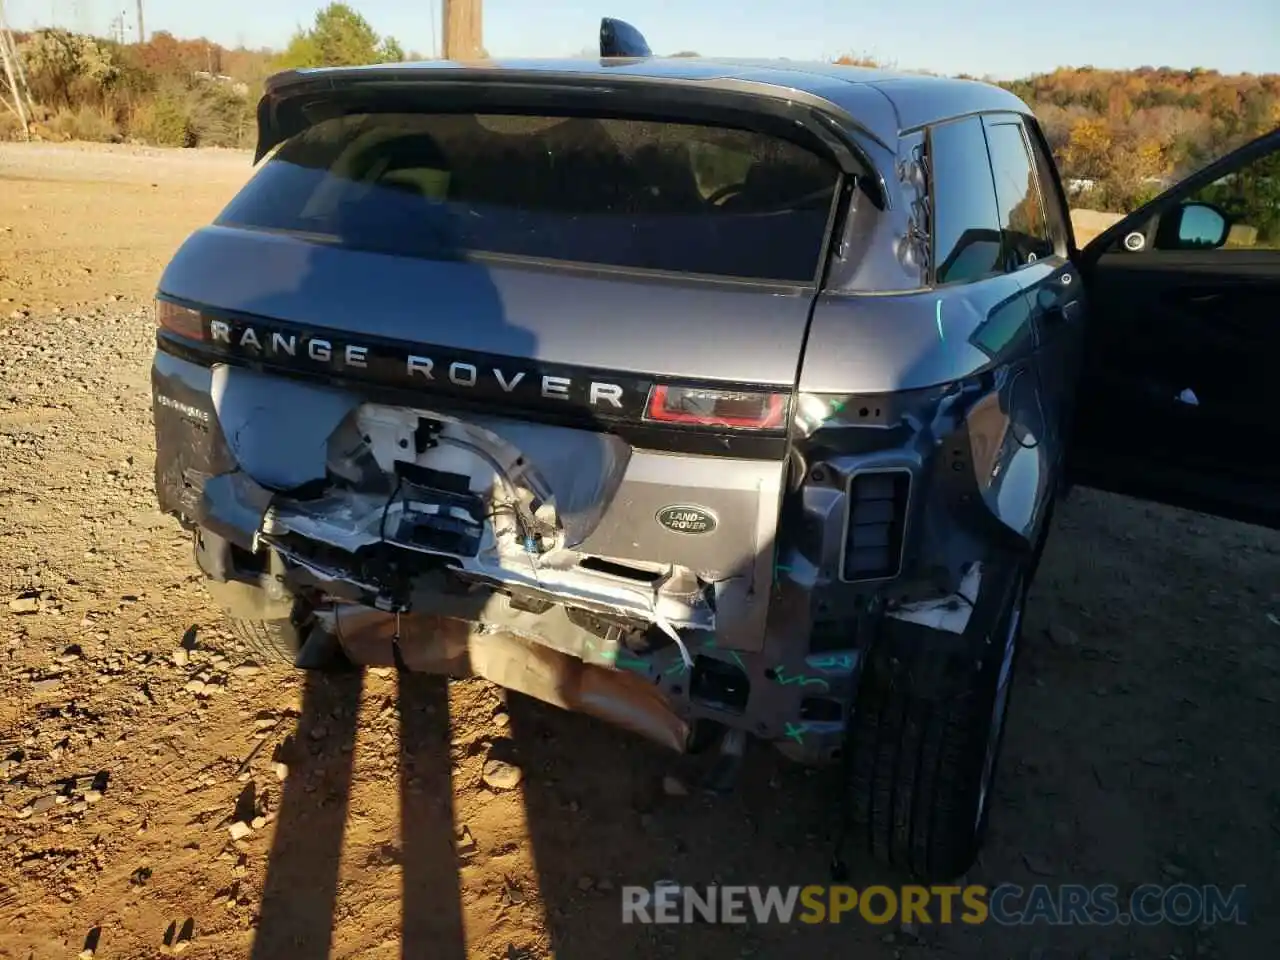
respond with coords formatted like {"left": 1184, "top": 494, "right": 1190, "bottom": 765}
{"left": 228, "top": 615, "right": 308, "bottom": 667}
{"left": 846, "top": 566, "right": 1028, "bottom": 881}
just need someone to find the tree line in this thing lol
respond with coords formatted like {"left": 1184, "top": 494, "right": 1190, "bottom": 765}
{"left": 3, "top": 4, "right": 1276, "bottom": 214}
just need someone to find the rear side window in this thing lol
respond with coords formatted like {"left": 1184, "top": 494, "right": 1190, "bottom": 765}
{"left": 983, "top": 120, "right": 1054, "bottom": 267}
{"left": 928, "top": 116, "right": 1003, "bottom": 285}
{"left": 217, "top": 113, "right": 842, "bottom": 283}
{"left": 1022, "top": 119, "right": 1070, "bottom": 250}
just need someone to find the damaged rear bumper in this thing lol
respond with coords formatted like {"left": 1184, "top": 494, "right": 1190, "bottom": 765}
{"left": 156, "top": 346, "right": 1048, "bottom": 766}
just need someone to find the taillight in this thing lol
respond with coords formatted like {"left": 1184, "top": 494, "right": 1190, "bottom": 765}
{"left": 155, "top": 300, "right": 205, "bottom": 341}
{"left": 644, "top": 385, "right": 788, "bottom": 430}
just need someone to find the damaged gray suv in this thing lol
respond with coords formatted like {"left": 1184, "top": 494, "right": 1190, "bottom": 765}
{"left": 151, "top": 19, "right": 1280, "bottom": 879}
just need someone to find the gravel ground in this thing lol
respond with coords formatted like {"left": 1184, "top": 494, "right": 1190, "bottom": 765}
{"left": 1, "top": 142, "right": 1279, "bottom": 960}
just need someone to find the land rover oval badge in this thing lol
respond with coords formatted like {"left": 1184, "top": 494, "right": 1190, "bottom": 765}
{"left": 656, "top": 505, "right": 718, "bottom": 535}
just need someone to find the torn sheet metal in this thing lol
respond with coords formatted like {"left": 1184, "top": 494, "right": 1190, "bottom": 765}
{"left": 328, "top": 607, "right": 690, "bottom": 752}
{"left": 886, "top": 562, "right": 983, "bottom": 634}
{"left": 266, "top": 479, "right": 718, "bottom": 630}
{"left": 210, "top": 364, "right": 359, "bottom": 490}
{"left": 464, "top": 414, "right": 631, "bottom": 547}
{"left": 199, "top": 471, "right": 274, "bottom": 550}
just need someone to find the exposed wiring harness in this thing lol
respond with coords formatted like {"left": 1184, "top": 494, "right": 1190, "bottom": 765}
{"left": 433, "top": 434, "right": 557, "bottom": 587}
{"left": 435, "top": 435, "right": 545, "bottom": 542}
{"left": 648, "top": 568, "right": 694, "bottom": 670}
{"left": 379, "top": 474, "right": 405, "bottom": 544}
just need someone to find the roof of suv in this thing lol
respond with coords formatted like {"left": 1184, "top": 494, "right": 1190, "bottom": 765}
{"left": 276, "top": 57, "right": 1033, "bottom": 146}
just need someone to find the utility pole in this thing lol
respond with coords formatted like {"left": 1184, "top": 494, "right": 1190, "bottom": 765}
{"left": 442, "top": 0, "right": 482, "bottom": 60}
{"left": 135, "top": 0, "right": 144, "bottom": 42}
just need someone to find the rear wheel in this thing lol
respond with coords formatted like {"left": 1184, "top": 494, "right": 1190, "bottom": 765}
{"left": 846, "top": 565, "right": 1028, "bottom": 881}
{"left": 227, "top": 607, "right": 313, "bottom": 667}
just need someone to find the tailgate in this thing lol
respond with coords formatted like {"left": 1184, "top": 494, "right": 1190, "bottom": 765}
{"left": 161, "top": 77, "right": 856, "bottom": 441}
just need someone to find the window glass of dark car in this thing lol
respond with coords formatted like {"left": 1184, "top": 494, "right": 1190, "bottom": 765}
{"left": 929, "top": 116, "right": 1004, "bottom": 285}
{"left": 984, "top": 121, "right": 1054, "bottom": 267}
{"left": 1021, "top": 120, "right": 1069, "bottom": 250}
{"left": 216, "top": 113, "right": 841, "bottom": 283}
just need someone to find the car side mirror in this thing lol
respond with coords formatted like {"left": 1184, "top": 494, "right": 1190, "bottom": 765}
{"left": 1154, "top": 201, "right": 1230, "bottom": 251}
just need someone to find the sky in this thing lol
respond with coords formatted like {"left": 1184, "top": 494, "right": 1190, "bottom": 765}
{"left": 6, "top": 0, "right": 1278, "bottom": 78}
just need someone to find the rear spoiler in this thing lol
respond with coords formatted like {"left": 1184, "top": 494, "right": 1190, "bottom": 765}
{"left": 252, "top": 15, "right": 891, "bottom": 184}
{"left": 253, "top": 69, "right": 891, "bottom": 172}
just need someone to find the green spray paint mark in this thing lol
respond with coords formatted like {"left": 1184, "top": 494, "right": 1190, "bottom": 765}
{"left": 784, "top": 722, "right": 808, "bottom": 744}
{"left": 664, "top": 659, "right": 690, "bottom": 677}
{"left": 805, "top": 653, "right": 856, "bottom": 674}
{"left": 770, "top": 667, "right": 831, "bottom": 692}
{"left": 617, "top": 654, "right": 650, "bottom": 672}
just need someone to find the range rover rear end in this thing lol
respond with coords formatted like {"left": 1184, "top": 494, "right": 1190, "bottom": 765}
{"left": 152, "top": 50, "right": 1057, "bottom": 880}
{"left": 152, "top": 63, "right": 870, "bottom": 759}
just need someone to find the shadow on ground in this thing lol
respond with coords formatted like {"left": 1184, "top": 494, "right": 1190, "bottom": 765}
{"left": 247, "top": 496, "right": 1280, "bottom": 959}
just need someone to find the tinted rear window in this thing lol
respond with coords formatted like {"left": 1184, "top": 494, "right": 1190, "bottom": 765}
{"left": 929, "top": 116, "right": 1003, "bottom": 285}
{"left": 217, "top": 113, "right": 842, "bottom": 283}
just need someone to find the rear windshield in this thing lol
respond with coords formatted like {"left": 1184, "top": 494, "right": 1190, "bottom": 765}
{"left": 217, "top": 112, "right": 841, "bottom": 283}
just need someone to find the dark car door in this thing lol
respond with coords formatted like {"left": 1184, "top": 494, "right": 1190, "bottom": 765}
{"left": 1068, "top": 127, "right": 1280, "bottom": 530}
{"left": 980, "top": 113, "right": 1086, "bottom": 469}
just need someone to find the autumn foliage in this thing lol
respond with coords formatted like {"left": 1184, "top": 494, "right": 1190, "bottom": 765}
{"left": 3, "top": 5, "right": 400, "bottom": 149}
{"left": 1001, "top": 66, "right": 1280, "bottom": 209}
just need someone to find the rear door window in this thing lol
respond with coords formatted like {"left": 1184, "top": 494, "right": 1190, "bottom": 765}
{"left": 928, "top": 115, "right": 1004, "bottom": 285}
{"left": 217, "top": 113, "right": 842, "bottom": 283}
{"left": 982, "top": 118, "right": 1055, "bottom": 267}
{"left": 1022, "top": 118, "right": 1070, "bottom": 251}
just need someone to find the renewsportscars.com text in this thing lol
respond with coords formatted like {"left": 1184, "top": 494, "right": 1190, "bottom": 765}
{"left": 621, "top": 883, "right": 1249, "bottom": 926}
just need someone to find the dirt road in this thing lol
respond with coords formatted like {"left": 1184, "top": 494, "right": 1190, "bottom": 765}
{"left": 1, "top": 142, "right": 1278, "bottom": 960}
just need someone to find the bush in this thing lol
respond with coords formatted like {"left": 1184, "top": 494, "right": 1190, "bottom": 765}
{"left": 122, "top": 79, "right": 253, "bottom": 149}
{"left": 184, "top": 81, "right": 253, "bottom": 148}
{"left": 1075, "top": 179, "right": 1164, "bottom": 214}
{"left": 19, "top": 29, "right": 119, "bottom": 110}
{"left": 45, "top": 105, "right": 120, "bottom": 142}
{"left": 0, "top": 111, "right": 25, "bottom": 141}
{"left": 129, "top": 92, "right": 193, "bottom": 147}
